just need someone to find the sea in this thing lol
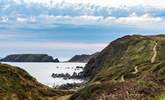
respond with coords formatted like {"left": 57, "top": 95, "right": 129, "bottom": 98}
{"left": 2, "top": 62, "right": 86, "bottom": 87}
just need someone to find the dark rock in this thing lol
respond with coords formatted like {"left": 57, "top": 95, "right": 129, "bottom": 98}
{"left": 0, "top": 54, "right": 59, "bottom": 62}
{"left": 51, "top": 72, "right": 84, "bottom": 80}
{"left": 72, "top": 72, "right": 78, "bottom": 77}
{"left": 68, "top": 52, "right": 99, "bottom": 63}
{"left": 76, "top": 66, "right": 83, "bottom": 69}
{"left": 54, "top": 58, "right": 60, "bottom": 62}
{"left": 51, "top": 73, "right": 71, "bottom": 79}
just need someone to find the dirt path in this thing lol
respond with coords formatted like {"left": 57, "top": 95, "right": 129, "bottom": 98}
{"left": 151, "top": 42, "right": 157, "bottom": 63}
{"left": 121, "top": 75, "right": 125, "bottom": 82}
{"left": 132, "top": 66, "right": 138, "bottom": 74}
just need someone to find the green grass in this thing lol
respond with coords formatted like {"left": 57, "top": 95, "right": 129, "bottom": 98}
{"left": 72, "top": 35, "right": 165, "bottom": 100}
{"left": 155, "top": 93, "right": 165, "bottom": 100}
{"left": 0, "top": 64, "right": 73, "bottom": 99}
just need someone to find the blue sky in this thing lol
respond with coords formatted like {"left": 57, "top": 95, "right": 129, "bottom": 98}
{"left": 0, "top": 0, "right": 165, "bottom": 60}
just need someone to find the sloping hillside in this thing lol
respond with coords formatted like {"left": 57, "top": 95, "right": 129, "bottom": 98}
{"left": 71, "top": 35, "right": 165, "bottom": 100}
{"left": 0, "top": 64, "right": 72, "bottom": 100}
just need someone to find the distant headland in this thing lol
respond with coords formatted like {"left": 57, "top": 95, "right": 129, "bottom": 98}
{"left": 0, "top": 54, "right": 59, "bottom": 62}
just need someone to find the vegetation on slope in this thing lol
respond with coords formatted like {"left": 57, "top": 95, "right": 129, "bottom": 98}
{"left": 0, "top": 64, "right": 73, "bottom": 100}
{"left": 71, "top": 35, "right": 165, "bottom": 100}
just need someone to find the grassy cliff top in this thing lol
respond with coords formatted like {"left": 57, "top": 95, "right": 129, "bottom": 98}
{"left": 71, "top": 35, "right": 165, "bottom": 100}
{"left": 0, "top": 63, "right": 72, "bottom": 100}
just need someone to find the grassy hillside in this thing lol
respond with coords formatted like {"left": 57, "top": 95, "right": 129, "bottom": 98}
{"left": 71, "top": 35, "right": 165, "bottom": 100}
{"left": 0, "top": 63, "right": 73, "bottom": 100}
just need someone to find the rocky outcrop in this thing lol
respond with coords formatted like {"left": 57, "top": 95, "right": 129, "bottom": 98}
{"left": 0, "top": 54, "right": 59, "bottom": 62}
{"left": 71, "top": 35, "right": 165, "bottom": 100}
{"left": 52, "top": 72, "right": 84, "bottom": 80}
{"left": 0, "top": 64, "right": 72, "bottom": 99}
{"left": 68, "top": 52, "right": 99, "bottom": 63}
{"left": 54, "top": 58, "right": 60, "bottom": 62}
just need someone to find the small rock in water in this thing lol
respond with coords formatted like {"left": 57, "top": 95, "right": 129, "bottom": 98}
{"left": 76, "top": 66, "right": 83, "bottom": 69}
{"left": 51, "top": 72, "right": 84, "bottom": 80}
{"left": 51, "top": 73, "right": 71, "bottom": 79}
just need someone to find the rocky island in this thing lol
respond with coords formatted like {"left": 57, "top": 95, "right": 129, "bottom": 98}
{"left": 0, "top": 54, "right": 59, "bottom": 62}
{"left": 68, "top": 52, "right": 99, "bottom": 63}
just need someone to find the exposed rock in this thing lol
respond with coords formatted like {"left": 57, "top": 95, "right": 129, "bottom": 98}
{"left": 52, "top": 73, "right": 71, "bottom": 79}
{"left": 0, "top": 54, "right": 59, "bottom": 62}
{"left": 52, "top": 72, "right": 84, "bottom": 80}
{"left": 68, "top": 52, "right": 99, "bottom": 63}
{"left": 54, "top": 58, "right": 60, "bottom": 62}
{"left": 76, "top": 66, "right": 83, "bottom": 69}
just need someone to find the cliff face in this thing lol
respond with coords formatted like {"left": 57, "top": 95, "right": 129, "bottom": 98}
{"left": 71, "top": 35, "right": 165, "bottom": 100}
{"left": 82, "top": 35, "right": 165, "bottom": 80}
{"left": 0, "top": 64, "right": 72, "bottom": 99}
{"left": 0, "top": 54, "right": 59, "bottom": 62}
{"left": 68, "top": 54, "right": 91, "bottom": 62}
{"left": 68, "top": 52, "right": 99, "bottom": 63}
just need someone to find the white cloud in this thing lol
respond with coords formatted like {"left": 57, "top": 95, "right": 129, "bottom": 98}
{"left": 16, "top": 0, "right": 165, "bottom": 9}
{"left": 16, "top": 17, "right": 28, "bottom": 22}
{"left": 0, "top": 16, "right": 8, "bottom": 23}
{"left": 0, "top": 0, "right": 165, "bottom": 33}
{"left": 2, "top": 0, "right": 165, "bottom": 18}
{"left": 114, "top": 14, "right": 162, "bottom": 25}
{"left": 0, "top": 41, "right": 108, "bottom": 50}
{"left": 13, "top": 0, "right": 22, "bottom": 4}
{"left": 2, "top": 14, "right": 164, "bottom": 30}
{"left": 36, "top": 14, "right": 164, "bottom": 26}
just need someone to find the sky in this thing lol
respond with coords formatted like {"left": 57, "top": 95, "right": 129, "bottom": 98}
{"left": 0, "top": 0, "right": 165, "bottom": 60}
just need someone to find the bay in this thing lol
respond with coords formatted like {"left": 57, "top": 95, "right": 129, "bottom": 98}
{"left": 2, "top": 62, "right": 86, "bottom": 87}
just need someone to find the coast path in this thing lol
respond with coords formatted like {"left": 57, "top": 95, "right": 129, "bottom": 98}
{"left": 151, "top": 42, "right": 157, "bottom": 63}
{"left": 132, "top": 66, "right": 138, "bottom": 74}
